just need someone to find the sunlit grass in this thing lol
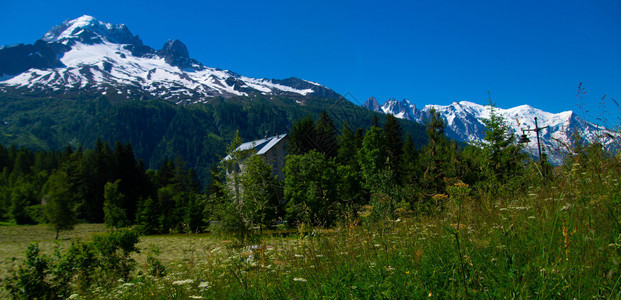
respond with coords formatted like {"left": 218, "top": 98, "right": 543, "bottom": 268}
{"left": 2, "top": 158, "right": 620, "bottom": 298}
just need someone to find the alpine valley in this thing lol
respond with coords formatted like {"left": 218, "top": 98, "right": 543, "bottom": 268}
{"left": 0, "top": 15, "right": 427, "bottom": 182}
{"left": 0, "top": 16, "right": 616, "bottom": 182}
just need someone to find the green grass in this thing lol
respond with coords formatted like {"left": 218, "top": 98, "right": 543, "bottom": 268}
{"left": 2, "top": 158, "right": 620, "bottom": 298}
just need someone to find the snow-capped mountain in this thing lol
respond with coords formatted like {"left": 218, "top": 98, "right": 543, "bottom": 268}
{"left": 364, "top": 98, "right": 619, "bottom": 163}
{"left": 0, "top": 15, "right": 341, "bottom": 103}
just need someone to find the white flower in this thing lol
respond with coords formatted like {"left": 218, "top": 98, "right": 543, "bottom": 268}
{"left": 189, "top": 296, "right": 204, "bottom": 299}
{"left": 199, "top": 281, "right": 210, "bottom": 289}
{"left": 294, "top": 254, "right": 303, "bottom": 258}
{"left": 172, "top": 279, "right": 194, "bottom": 285}
{"left": 293, "top": 277, "right": 307, "bottom": 282}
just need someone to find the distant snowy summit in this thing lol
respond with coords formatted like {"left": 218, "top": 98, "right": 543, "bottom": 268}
{"left": 0, "top": 15, "right": 341, "bottom": 103}
{"left": 363, "top": 97, "right": 619, "bottom": 163}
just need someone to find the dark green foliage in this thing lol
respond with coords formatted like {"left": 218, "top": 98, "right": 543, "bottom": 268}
{"left": 479, "top": 102, "right": 528, "bottom": 194}
{"left": 289, "top": 111, "right": 339, "bottom": 157}
{"left": 10, "top": 178, "right": 39, "bottom": 224}
{"left": 135, "top": 197, "right": 160, "bottom": 234}
{"left": 383, "top": 114, "right": 404, "bottom": 174}
{"left": 92, "top": 229, "right": 140, "bottom": 282}
{"left": 241, "top": 155, "right": 282, "bottom": 233}
{"left": 0, "top": 91, "right": 427, "bottom": 185}
{"left": 185, "top": 194, "right": 208, "bottom": 233}
{"left": 205, "top": 162, "right": 225, "bottom": 199}
{"left": 4, "top": 243, "right": 50, "bottom": 299}
{"left": 43, "top": 170, "right": 76, "bottom": 239}
{"left": 422, "top": 107, "right": 447, "bottom": 195}
{"left": 4, "top": 230, "right": 141, "bottom": 298}
{"left": 289, "top": 115, "right": 317, "bottom": 155}
{"left": 103, "top": 179, "right": 129, "bottom": 228}
{"left": 284, "top": 150, "right": 339, "bottom": 226}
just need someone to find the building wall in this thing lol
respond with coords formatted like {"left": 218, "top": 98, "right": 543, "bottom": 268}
{"left": 262, "top": 137, "right": 288, "bottom": 181}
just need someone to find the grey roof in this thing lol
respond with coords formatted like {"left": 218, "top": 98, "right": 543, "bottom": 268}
{"left": 223, "top": 134, "right": 287, "bottom": 161}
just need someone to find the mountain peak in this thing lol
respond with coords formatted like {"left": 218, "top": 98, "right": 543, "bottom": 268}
{"left": 160, "top": 39, "right": 189, "bottom": 59}
{"left": 157, "top": 39, "right": 194, "bottom": 68}
{"left": 362, "top": 97, "right": 381, "bottom": 111}
{"left": 42, "top": 15, "right": 143, "bottom": 46}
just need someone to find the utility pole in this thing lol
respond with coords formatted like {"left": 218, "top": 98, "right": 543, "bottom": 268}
{"left": 518, "top": 117, "right": 549, "bottom": 173}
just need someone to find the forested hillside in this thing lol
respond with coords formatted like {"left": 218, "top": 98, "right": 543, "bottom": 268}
{"left": 0, "top": 89, "right": 427, "bottom": 183}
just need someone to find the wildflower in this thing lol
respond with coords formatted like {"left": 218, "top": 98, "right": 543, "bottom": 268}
{"left": 189, "top": 296, "right": 204, "bottom": 299}
{"left": 199, "top": 281, "right": 210, "bottom": 289}
{"left": 294, "top": 254, "right": 303, "bottom": 258}
{"left": 385, "top": 266, "right": 395, "bottom": 272}
{"left": 405, "top": 271, "right": 410, "bottom": 274}
{"left": 172, "top": 279, "right": 194, "bottom": 285}
{"left": 374, "top": 244, "right": 381, "bottom": 247}
{"left": 562, "top": 219, "right": 570, "bottom": 261}
{"left": 293, "top": 277, "right": 308, "bottom": 282}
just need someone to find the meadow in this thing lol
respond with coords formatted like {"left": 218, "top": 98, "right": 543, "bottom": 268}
{"left": 1, "top": 155, "right": 620, "bottom": 299}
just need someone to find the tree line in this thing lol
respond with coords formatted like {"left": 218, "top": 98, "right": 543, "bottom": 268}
{"left": 0, "top": 138, "right": 203, "bottom": 237}
{"left": 2, "top": 102, "right": 576, "bottom": 238}
{"left": 213, "top": 103, "right": 552, "bottom": 237}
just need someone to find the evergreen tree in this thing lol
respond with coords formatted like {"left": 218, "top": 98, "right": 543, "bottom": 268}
{"left": 400, "top": 133, "right": 420, "bottom": 185}
{"left": 10, "top": 179, "right": 38, "bottom": 224}
{"left": 314, "top": 110, "right": 338, "bottom": 158}
{"left": 337, "top": 122, "right": 357, "bottom": 165}
{"left": 241, "top": 155, "right": 281, "bottom": 234}
{"left": 288, "top": 115, "right": 317, "bottom": 155}
{"left": 185, "top": 194, "right": 207, "bottom": 233}
{"left": 135, "top": 197, "right": 160, "bottom": 234}
{"left": 480, "top": 101, "right": 527, "bottom": 188}
{"left": 216, "top": 131, "right": 255, "bottom": 237}
{"left": 384, "top": 114, "right": 404, "bottom": 181}
{"left": 358, "top": 126, "right": 387, "bottom": 191}
{"left": 423, "top": 107, "right": 446, "bottom": 195}
{"left": 284, "top": 150, "right": 339, "bottom": 226}
{"left": 103, "top": 180, "right": 128, "bottom": 228}
{"left": 43, "top": 170, "right": 76, "bottom": 239}
{"left": 206, "top": 162, "right": 224, "bottom": 198}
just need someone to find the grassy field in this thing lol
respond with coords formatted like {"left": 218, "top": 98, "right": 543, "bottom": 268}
{"left": 1, "top": 159, "right": 621, "bottom": 298}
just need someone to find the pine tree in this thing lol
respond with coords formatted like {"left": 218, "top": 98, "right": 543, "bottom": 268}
{"left": 314, "top": 110, "right": 338, "bottom": 158}
{"left": 43, "top": 170, "right": 76, "bottom": 239}
{"left": 103, "top": 180, "right": 128, "bottom": 228}
{"left": 423, "top": 107, "right": 446, "bottom": 195}
{"left": 480, "top": 101, "right": 527, "bottom": 187}
{"left": 383, "top": 114, "right": 404, "bottom": 181}
{"left": 288, "top": 115, "right": 316, "bottom": 155}
{"left": 241, "top": 155, "right": 280, "bottom": 234}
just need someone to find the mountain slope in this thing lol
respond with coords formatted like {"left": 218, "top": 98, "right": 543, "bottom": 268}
{"left": 0, "top": 15, "right": 429, "bottom": 183}
{"left": 364, "top": 98, "right": 618, "bottom": 163}
{"left": 0, "top": 15, "right": 341, "bottom": 103}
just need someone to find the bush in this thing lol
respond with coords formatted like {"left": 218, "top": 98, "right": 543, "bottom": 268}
{"left": 3, "top": 229, "right": 141, "bottom": 297}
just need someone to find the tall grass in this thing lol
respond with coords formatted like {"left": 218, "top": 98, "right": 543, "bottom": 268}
{"left": 3, "top": 153, "right": 620, "bottom": 298}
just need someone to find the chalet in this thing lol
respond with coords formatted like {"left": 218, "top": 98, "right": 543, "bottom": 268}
{"left": 223, "top": 134, "right": 289, "bottom": 180}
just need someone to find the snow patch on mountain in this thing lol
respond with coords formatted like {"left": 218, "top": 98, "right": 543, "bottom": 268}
{"left": 364, "top": 98, "right": 619, "bottom": 163}
{"left": 0, "top": 15, "right": 335, "bottom": 102}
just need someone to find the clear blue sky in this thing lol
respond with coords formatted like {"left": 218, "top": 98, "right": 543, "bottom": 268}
{"left": 1, "top": 0, "right": 620, "bottom": 126}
